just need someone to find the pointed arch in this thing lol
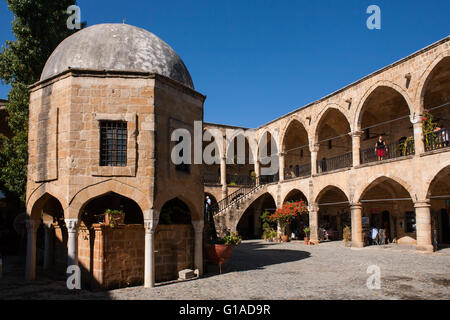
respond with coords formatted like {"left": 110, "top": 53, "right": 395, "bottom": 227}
{"left": 69, "top": 179, "right": 151, "bottom": 220}
{"left": 354, "top": 81, "right": 413, "bottom": 131}
{"left": 280, "top": 116, "right": 310, "bottom": 152}
{"left": 355, "top": 175, "right": 415, "bottom": 203}
{"left": 415, "top": 50, "right": 450, "bottom": 114}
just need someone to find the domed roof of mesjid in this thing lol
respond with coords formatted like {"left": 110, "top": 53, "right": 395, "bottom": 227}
{"left": 40, "top": 23, "right": 194, "bottom": 89}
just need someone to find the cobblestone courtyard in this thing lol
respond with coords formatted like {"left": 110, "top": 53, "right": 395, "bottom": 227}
{"left": 1, "top": 240, "right": 449, "bottom": 300}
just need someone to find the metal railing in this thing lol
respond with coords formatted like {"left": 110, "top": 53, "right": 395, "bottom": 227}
{"left": 284, "top": 163, "right": 311, "bottom": 180}
{"left": 424, "top": 129, "right": 450, "bottom": 152}
{"left": 211, "top": 175, "right": 278, "bottom": 216}
{"left": 360, "top": 140, "right": 415, "bottom": 165}
{"left": 226, "top": 174, "right": 255, "bottom": 186}
{"left": 211, "top": 184, "right": 259, "bottom": 215}
{"left": 317, "top": 152, "right": 352, "bottom": 173}
{"left": 259, "top": 173, "right": 279, "bottom": 184}
{"left": 203, "top": 173, "right": 221, "bottom": 184}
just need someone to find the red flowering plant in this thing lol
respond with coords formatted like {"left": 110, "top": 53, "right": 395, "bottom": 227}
{"left": 268, "top": 201, "right": 308, "bottom": 235}
{"left": 422, "top": 109, "right": 438, "bottom": 150}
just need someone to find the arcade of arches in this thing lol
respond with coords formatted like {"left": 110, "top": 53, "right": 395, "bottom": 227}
{"left": 22, "top": 26, "right": 450, "bottom": 292}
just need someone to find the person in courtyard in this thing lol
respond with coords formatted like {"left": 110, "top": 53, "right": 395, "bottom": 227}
{"left": 375, "top": 135, "right": 387, "bottom": 161}
{"left": 371, "top": 227, "right": 379, "bottom": 245}
{"left": 205, "top": 196, "right": 211, "bottom": 214}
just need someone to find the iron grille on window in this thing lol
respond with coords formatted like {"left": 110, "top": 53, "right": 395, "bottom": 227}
{"left": 100, "top": 121, "right": 127, "bottom": 167}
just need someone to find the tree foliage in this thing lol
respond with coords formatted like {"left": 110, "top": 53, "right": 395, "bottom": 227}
{"left": 0, "top": 0, "right": 82, "bottom": 204}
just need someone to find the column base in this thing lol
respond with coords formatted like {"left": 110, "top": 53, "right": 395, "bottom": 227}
{"left": 351, "top": 241, "right": 364, "bottom": 248}
{"left": 309, "top": 239, "right": 319, "bottom": 245}
{"left": 416, "top": 244, "right": 434, "bottom": 253}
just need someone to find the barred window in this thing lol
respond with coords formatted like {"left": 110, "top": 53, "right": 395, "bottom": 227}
{"left": 100, "top": 121, "right": 127, "bottom": 167}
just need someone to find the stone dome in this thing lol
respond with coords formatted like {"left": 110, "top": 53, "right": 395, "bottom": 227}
{"left": 40, "top": 23, "right": 194, "bottom": 89}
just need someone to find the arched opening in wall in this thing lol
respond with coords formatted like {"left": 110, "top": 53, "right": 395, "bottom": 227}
{"left": 34, "top": 195, "right": 66, "bottom": 278}
{"left": 316, "top": 186, "right": 350, "bottom": 242}
{"left": 81, "top": 192, "right": 144, "bottom": 226}
{"left": 422, "top": 57, "right": 450, "bottom": 152}
{"left": 204, "top": 193, "right": 218, "bottom": 237}
{"left": 259, "top": 131, "right": 279, "bottom": 184}
{"left": 156, "top": 197, "right": 194, "bottom": 282}
{"left": 359, "top": 87, "right": 414, "bottom": 164}
{"left": 359, "top": 177, "right": 414, "bottom": 246}
{"left": 237, "top": 193, "right": 276, "bottom": 240}
{"left": 283, "top": 189, "right": 309, "bottom": 240}
{"left": 316, "top": 109, "right": 352, "bottom": 173}
{"left": 427, "top": 166, "right": 450, "bottom": 246}
{"left": 226, "top": 134, "right": 255, "bottom": 186}
{"left": 203, "top": 129, "right": 221, "bottom": 185}
{"left": 283, "top": 120, "right": 311, "bottom": 180}
{"left": 78, "top": 192, "right": 145, "bottom": 290}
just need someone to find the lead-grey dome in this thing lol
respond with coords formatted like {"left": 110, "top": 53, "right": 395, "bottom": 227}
{"left": 41, "top": 23, "right": 194, "bottom": 88}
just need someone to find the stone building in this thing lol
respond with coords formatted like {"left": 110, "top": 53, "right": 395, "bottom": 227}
{"left": 206, "top": 36, "right": 450, "bottom": 252}
{"left": 24, "top": 23, "right": 449, "bottom": 290}
{"left": 25, "top": 24, "right": 205, "bottom": 289}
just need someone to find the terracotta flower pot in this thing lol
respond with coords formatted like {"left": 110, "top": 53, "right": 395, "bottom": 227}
{"left": 104, "top": 211, "right": 125, "bottom": 227}
{"left": 204, "top": 244, "right": 234, "bottom": 274}
{"left": 304, "top": 237, "right": 310, "bottom": 245}
{"left": 281, "top": 235, "right": 289, "bottom": 242}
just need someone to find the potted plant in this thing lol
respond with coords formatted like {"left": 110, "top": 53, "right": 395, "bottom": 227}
{"left": 268, "top": 201, "right": 308, "bottom": 242}
{"left": 303, "top": 226, "right": 310, "bottom": 244}
{"left": 204, "top": 231, "right": 242, "bottom": 274}
{"left": 343, "top": 225, "right": 352, "bottom": 247}
{"left": 104, "top": 209, "right": 125, "bottom": 228}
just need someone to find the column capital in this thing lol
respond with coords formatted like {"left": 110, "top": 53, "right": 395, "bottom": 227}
{"left": 65, "top": 218, "right": 79, "bottom": 233}
{"left": 350, "top": 203, "right": 363, "bottom": 209}
{"left": 410, "top": 114, "right": 423, "bottom": 125}
{"left": 26, "top": 219, "right": 40, "bottom": 233}
{"left": 414, "top": 200, "right": 430, "bottom": 209}
{"left": 309, "top": 143, "right": 320, "bottom": 153}
{"left": 350, "top": 131, "right": 364, "bottom": 138}
{"left": 308, "top": 203, "right": 319, "bottom": 212}
{"left": 144, "top": 219, "right": 159, "bottom": 233}
{"left": 192, "top": 220, "right": 204, "bottom": 233}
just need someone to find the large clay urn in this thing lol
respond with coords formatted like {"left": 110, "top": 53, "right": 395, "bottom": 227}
{"left": 204, "top": 244, "right": 234, "bottom": 274}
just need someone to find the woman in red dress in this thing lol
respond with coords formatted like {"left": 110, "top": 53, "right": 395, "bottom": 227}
{"left": 375, "top": 135, "right": 387, "bottom": 161}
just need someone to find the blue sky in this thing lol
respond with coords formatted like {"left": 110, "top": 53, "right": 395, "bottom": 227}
{"left": 0, "top": 0, "right": 449, "bottom": 128}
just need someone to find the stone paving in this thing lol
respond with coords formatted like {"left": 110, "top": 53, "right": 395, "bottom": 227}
{"left": 1, "top": 240, "right": 449, "bottom": 300}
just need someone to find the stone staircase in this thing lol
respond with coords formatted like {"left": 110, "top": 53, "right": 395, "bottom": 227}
{"left": 212, "top": 183, "right": 269, "bottom": 236}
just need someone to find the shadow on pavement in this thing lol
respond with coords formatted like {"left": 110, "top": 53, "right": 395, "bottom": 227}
{"left": 204, "top": 241, "right": 310, "bottom": 276}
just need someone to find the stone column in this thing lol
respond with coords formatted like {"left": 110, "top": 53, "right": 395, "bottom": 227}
{"left": 65, "top": 219, "right": 79, "bottom": 267}
{"left": 192, "top": 220, "right": 204, "bottom": 276}
{"left": 254, "top": 160, "right": 260, "bottom": 186}
{"left": 412, "top": 116, "right": 425, "bottom": 155}
{"left": 25, "top": 219, "right": 40, "bottom": 281}
{"left": 350, "top": 203, "right": 364, "bottom": 248}
{"left": 414, "top": 201, "right": 433, "bottom": 252}
{"left": 279, "top": 152, "right": 285, "bottom": 182}
{"left": 351, "top": 131, "right": 364, "bottom": 167}
{"left": 310, "top": 144, "right": 320, "bottom": 175}
{"left": 43, "top": 222, "right": 54, "bottom": 271}
{"left": 220, "top": 156, "right": 228, "bottom": 200}
{"left": 309, "top": 204, "right": 319, "bottom": 244}
{"left": 144, "top": 218, "right": 158, "bottom": 287}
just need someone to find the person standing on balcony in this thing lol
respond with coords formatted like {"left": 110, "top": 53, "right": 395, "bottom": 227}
{"left": 375, "top": 135, "right": 387, "bottom": 161}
